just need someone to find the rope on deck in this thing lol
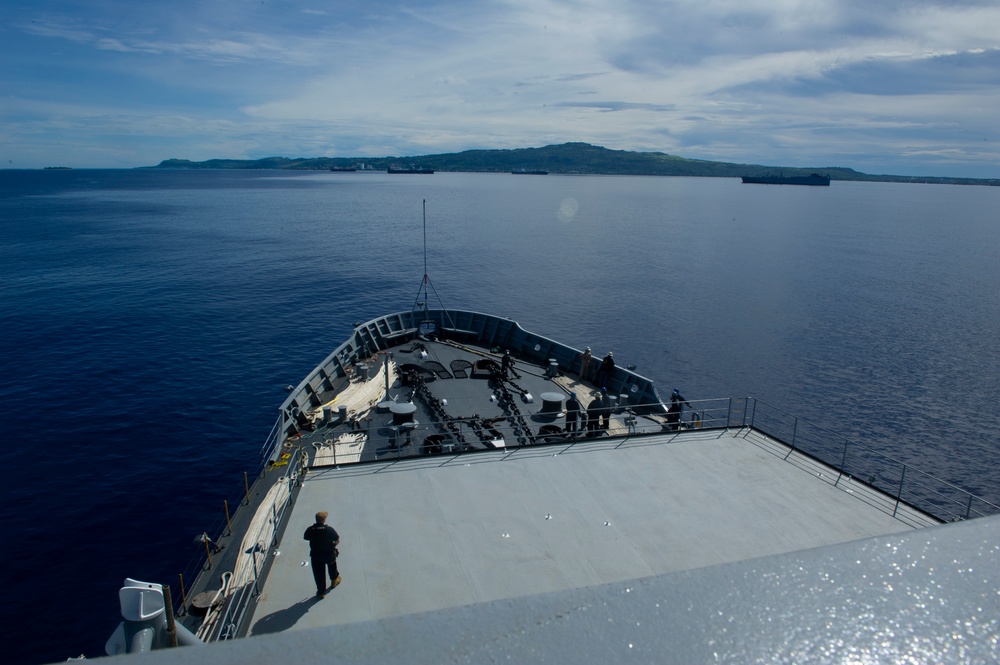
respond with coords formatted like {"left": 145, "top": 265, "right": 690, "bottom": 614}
{"left": 314, "top": 432, "right": 365, "bottom": 466}
{"left": 312, "top": 360, "right": 398, "bottom": 421}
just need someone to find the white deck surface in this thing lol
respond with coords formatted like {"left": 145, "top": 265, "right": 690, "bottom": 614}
{"left": 247, "top": 427, "right": 932, "bottom": 636}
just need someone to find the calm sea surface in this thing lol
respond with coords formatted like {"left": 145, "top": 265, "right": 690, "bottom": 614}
{"left": 1, "top": 169, "right": 998, "bottom": 663}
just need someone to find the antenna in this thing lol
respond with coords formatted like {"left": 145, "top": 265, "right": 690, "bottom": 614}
{"left": 413, "top": 200, "right": 429, "bottom": 316}
{"left": 423, "top": 199, "right": 428, "bottom": 289}
{"left": 411, "top": 200, "right": 456, "bottom": 330}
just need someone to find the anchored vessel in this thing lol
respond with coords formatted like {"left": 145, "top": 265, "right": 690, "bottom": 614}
{"left": 105, "top": 305, "right": 1000, "bottom": 659}
{"left": 742, "top": 173, "right": 831, "bottom": 186}
{"left": 387, "top": 166, "right": 434, "bottom": 174}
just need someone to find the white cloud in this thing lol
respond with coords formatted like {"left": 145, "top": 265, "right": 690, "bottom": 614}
{"left": 3, "top": 0, "right": 999, "bottom": 174}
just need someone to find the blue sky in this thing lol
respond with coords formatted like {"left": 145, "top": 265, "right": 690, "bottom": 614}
{"left": 2, "top": 0, "right": 999, "bottom": 176}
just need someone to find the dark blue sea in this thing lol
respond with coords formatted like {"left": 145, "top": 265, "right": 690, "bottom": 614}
{"left": 2, "top": 169, "right": 998, "bottom": 664}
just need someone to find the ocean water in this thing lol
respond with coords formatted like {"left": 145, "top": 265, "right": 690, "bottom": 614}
{"left": 1, "top": 169, "right": 998, "bottom": 664}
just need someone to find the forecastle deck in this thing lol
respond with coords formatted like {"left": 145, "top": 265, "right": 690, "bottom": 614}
{"left": 248, "top": 425, "right": 935, "bottom": 634}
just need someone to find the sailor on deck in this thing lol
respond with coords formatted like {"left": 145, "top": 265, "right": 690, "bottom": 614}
{"left": 304, "top": 511, "right": 341, "bottom": 597}
{"left": 599, "top": 387, "right": 612, "bottom": 430}
{"left": 666, "top": 388, "right": 691, "bottom": 431}
{"left": 587, "top": 391, "right": 603, "bottom": 436}
{"left": 596, "top": 352, "right": 614, "bottom": 388}
{"left": 579, "top": 347, "right": 592, "bottom": 381}
{"left": 501, "top": 350, "right": 515, "bottom": 380}
{"left": 565, "top": 392, "right": 581, "bottom": 435}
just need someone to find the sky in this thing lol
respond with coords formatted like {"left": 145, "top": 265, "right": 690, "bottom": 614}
{"left": 2, "top": 0, "right": 999, "bottom": 177}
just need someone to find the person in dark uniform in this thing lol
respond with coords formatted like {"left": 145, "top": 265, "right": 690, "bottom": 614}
{"left": 304, "top": 511, "right": 341, "bottom": 597}
{"left": 599, "top": 387, "right": 612, "bottom": 430}
{"left": 501, "top": 350, "right": 514, "bottom": 380}
{"left": 666, "top": 388, "right": 691, "bottom": 432}
{"left": 565, "top": 392, "right": 581, "bottom": 435}
{"left": 596, "top": 352, "right": 615, "bottom": 388}
{"left": 587, "top": 391, "right": 603, "bottom": 436}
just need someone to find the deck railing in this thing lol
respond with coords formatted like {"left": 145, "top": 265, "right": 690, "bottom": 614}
{"left": 299, "top": 394, "right": 996, "bottom": 524}
{"left": 740, "top": 397, "right": 999, "bottom": 522}
{"left": 212, "top": 444, "right": 300, "bottom": 641}
{"left": 258, "top": 414, "right": 283, "bottom": 463}
{"left": 170, "top": 435, "right": 302, "bottom": 642}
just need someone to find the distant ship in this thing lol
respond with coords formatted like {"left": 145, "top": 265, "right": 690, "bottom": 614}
{"left": 511, "top": 169, "right": 548, "bottom": 175}
{"left": 742, "top": 173, "right": 830, "bottom": 186}
{"left": 329, "top": 166, "right": 356, "bottom": 172}
{"left": 387, "top": 166, "right": 434, "bottom": 174}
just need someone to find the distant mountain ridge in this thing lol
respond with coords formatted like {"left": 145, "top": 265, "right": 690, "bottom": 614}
{"left": 146, "top": 143, "right": 998, "bottom": 186}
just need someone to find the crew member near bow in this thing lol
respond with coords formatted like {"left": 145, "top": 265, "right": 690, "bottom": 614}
{"left": 304, "top": 511, "right": 341, "bottom": 597}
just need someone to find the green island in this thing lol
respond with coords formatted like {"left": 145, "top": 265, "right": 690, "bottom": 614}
{"left": 146, "top": 142, "right": 998, "bottom": 186}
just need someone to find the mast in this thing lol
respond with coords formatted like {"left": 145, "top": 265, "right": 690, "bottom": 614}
{"left": 423, "top": 198, "right": 428, "bottom": 314}
{"left": 411, "top": 199, "right": 455, "bottom": 330}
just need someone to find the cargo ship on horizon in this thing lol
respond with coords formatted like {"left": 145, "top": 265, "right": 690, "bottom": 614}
{"left": 742, "top": 172, "right": 831, "bottom": 186}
